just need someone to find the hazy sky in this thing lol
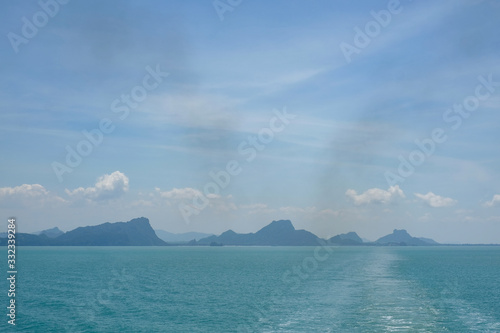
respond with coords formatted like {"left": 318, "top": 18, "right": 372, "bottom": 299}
{"left": 1, "top": 0, "right": 500, "bottom": 243}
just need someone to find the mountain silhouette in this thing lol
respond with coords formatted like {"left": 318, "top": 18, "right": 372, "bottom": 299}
{"left": 328, "top": 231, "right": 363, "bottom": 245}
{"left": 56, "top": 217, "right": 166, "bottom": 246}
{"left": 0, "top": 217, "right": 166, "bottom": 246}
{"left": 35, "top": 227, "right": 64, "bottom": 238}
{"left": 197, "top": 220, "right": 320, "bottom": 246}
{"left": 375, "top": 229, "right": 433, "bottom": 246}
{"left": 0, "top": 219, "right": 442, "bottom": 246}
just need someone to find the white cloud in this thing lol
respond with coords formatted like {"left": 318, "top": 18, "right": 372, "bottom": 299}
{"left": 158, "top": 187, "right": 204, "bottom": 200}
{"left": 414, "top": 192, "right": 457, "bottom": 208}
{"left": 0, "top": 184, "right": 65, "bottom": 208}
{"left": 0, "top": 184, "right": 48, "bottom": 197}
{"left": 65, "top": 171, "right": 129, "bottom": 201}
{"left": 345, "top": 185, "right": 405, "bottom": 205}
{"left": 484, "top": 194, "right": 500, "bottom": 207}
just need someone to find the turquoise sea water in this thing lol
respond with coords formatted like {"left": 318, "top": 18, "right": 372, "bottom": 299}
{"left": 2, "top": 246, "right": 500, "bottom": 332}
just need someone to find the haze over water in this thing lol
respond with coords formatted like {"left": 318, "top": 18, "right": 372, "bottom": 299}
{"left": 4, "top": 246, "right": 499, "bottom": 332}
{"left": 2, "top": 1, "right": 500, "bottom": 331}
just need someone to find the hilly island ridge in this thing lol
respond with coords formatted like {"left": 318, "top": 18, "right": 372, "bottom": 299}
{"left": 1, "top": 216, "right": 481, "bottom": 246}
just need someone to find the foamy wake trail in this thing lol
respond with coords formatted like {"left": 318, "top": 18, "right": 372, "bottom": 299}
{"left": 274, "top": 249, "right": 443, "bottom": 332}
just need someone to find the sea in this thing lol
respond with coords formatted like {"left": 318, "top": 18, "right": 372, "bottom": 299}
{"left": 2, "top": 246, "right": 500, "bottom": 332}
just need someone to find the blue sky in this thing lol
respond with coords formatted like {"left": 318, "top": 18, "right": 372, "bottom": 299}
{"left": 1, "top": 0, "right": 500, "bottom": 243}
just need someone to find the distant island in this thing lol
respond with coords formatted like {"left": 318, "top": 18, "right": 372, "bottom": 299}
{"left": 0, "top": 217, "right": 443, "bottom": 246}
{"left": 195, "top": 220, "right": 442, "bottom": 246}
{"left": 0, "top": 217, "right": 167, "bottom": 246}
{"left": 1, "top": 217, "right": 498, "bottom": 246}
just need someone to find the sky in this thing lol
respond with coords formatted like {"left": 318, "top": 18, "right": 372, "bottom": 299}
{"left": 1, "top": 0, "right": 500, "bottom": 243}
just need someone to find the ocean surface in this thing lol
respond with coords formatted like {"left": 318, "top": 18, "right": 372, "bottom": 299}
{"left": 2, "top": 246, "right": 500, "bottom": 332}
